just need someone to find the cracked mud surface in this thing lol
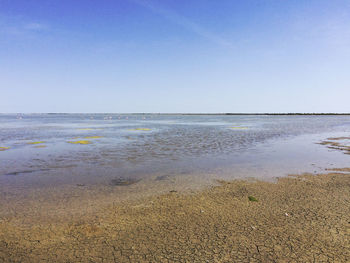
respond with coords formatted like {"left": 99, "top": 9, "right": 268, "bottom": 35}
{"left": 1, "top": 171, "right": 350, "bottom": 262}
{"left": 1, "top": 136, "right": 350, "bottom": 262}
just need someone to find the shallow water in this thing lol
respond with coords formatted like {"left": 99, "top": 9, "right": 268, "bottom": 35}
{"left": 1, "top": 114, "right": 350, "bottom": 197}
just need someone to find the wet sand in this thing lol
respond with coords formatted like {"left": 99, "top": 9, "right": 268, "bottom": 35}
{"left": 1, "top": 139, "right": 350, "bottom": 262}
{"left": 1, "top": 171, "right": 349, "bottom": 262}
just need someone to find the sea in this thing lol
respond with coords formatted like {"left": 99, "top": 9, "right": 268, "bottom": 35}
{"left": 1, "top": 114, "right": 350, "bottom": 199}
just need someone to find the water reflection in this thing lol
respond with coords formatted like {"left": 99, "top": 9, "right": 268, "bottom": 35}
{"left": 0, "top": 114, "right": 350, "bottom": 190}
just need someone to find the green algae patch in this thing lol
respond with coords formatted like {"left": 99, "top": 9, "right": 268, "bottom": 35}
{"left": 0, "top": 147, "right": 10, "bottom": 151}
{"left": 27, "top": 141, "right": 45, "bottom": 145}
{"left": 230, "top": 127, "right": 248, "bottom": 130}
{"left": 84, "top": 136, "right": 103, "bottom": 139}
{"left": 128, "top": 128, "right": 151, "bottom": 131}
{"left": 67, "top": 140, "right": 91, "bottom": 145}
{"left": 248, "top": 196, "right": 258, "bottom": 202}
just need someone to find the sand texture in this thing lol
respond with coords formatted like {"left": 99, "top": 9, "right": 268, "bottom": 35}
{"left": 1, "top": 171, "right": 349, "bottom": 262}
{"left": 1, "top": 136, "right": 350, "bottom": 262}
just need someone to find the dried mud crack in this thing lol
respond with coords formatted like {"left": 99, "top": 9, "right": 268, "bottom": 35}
{"left": 1, "top": 171, "right": 350, "bottom": 262}
{"left": 1, "top": 136, "right": 350, "bottom": 262}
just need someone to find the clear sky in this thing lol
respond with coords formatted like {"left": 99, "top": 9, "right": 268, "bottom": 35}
{"left": 1, "top": 0, "right": 350, "bottom": 113}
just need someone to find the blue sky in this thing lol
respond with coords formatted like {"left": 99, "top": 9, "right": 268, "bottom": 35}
{"left": 1, "top": 0, "right": 350, "bottom": 113}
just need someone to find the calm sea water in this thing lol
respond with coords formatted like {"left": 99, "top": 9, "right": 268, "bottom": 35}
{"left": 1, "top": 114, "right": 350, "bottom": 191}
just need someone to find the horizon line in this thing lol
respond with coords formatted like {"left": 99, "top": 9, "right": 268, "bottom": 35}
{"left": 2, "top": 112, "right": 350, "bottom": 116}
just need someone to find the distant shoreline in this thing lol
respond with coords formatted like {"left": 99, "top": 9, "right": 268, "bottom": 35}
{"left": 2, "top": 113, "right": 350, "bottom": 116}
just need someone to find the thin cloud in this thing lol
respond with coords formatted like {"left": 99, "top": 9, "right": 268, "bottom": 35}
{"left": 24, "top": 22, "right": 48, "bottom": 31}
{"left": 129, "top": 0, "right": 234, "bottom": 48}
{"left": 0, "top": 15, "right": 49, "bottom": 36}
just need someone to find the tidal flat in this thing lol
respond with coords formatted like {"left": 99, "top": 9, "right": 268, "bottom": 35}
{"left": 1, "top": 114, "right": 350, "bottom": 262}
{"left": 1, "top": 170, "right": 349, "bottom": 262}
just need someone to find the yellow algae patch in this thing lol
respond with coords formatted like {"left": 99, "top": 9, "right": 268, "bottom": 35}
{"left": 27, "top": 141, "right": 45, "bottom": 145}
{"left": 84, "top": 136, "right": 103, "bottom": 139}
{"left": 67, "top": 140, "right": 91, "bottom": 145}
{"left": 128, "top": 128, "right": 151, "bottom": 131}
{"left": 229, "top": 127, "right": 248, "bottom": 130}
{"left": 34, "top": 145, "right": 47, "bottom": 148}
{"left": 0, "top": 147, "right": 10, "bottom": 151}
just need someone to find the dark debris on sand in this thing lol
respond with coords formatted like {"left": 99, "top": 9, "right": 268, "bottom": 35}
{"left": 110, "top": 177, "right": 141, "bottom": 186}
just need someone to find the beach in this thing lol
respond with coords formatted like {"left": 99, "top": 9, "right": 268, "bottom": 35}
{"left": 1, "top": 115, "right": 350, "bottom": 262}
{"left": 3, "top": 0, "right": 350, "bottom": 260}
{"left": 1, "top": 169, "right": 349, "bottom": 262}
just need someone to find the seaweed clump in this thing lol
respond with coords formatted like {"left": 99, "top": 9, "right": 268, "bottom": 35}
{"left": 67, "top": 140, "right": 91, "bottom": 145}
{"left": 248, "top": 196, "right": 258, "bottom": 202}
{"left": 0, "top": 147, "right": 10, "bottom": 151}
{"left": 27, "top": 141, "right": 45, "bottom": 145}
{"left": 129, "top": 128, "right": 151, "bottom": 131}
